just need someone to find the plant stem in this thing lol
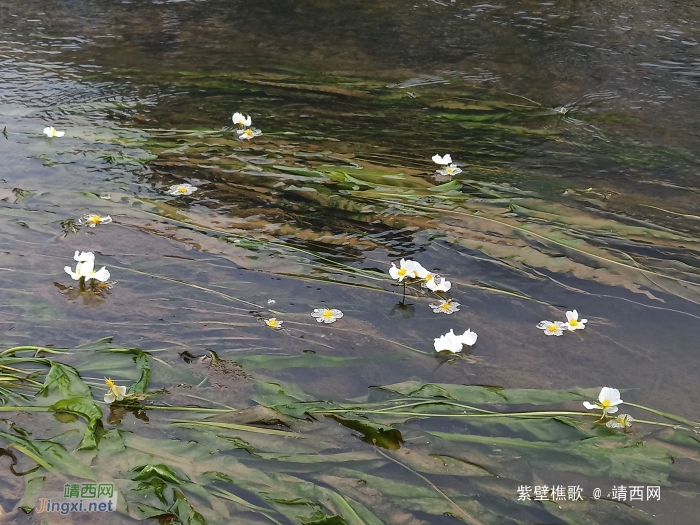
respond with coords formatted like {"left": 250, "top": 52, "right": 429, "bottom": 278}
{"left": 625, "top": 402, "right": 699, "bottom": 428}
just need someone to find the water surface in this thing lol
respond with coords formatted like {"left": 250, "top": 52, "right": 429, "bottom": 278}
{"left": 1, "top": 1, "right": 700, "bottom": 524}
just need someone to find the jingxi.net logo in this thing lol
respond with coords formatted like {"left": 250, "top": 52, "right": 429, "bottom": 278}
{"left": 36, "top": 483, "right": 117, "bottom": 515}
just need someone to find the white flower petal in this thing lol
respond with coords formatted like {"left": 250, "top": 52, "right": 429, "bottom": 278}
{"left": 458, "top": 329, "right": 478, "bottom": 346}
{"left": 55, "top": 130, "right": 65, "bottom": 137}
{"left": 583, "top": 401, "right": 598, "bottom": 410}
{"left": 104, "top": 393, "right": 116, "bottom": 404}
{"left": 77, "top": 258, "right": 95, "bottom": 277}
{"left": 607, "top": 406, "right": 619, "bottom": 414}
{"left": 64, "top": 266, "right": 79, "bottom": 280}
{"left": 599, "top": 387, "right": 622, "bottom": 405}
{"left": 389, "top": 263, "right": 400, "bottom": 280}
{"left": 432, "top": 277, "right": 451, "bottom": 292}
{"left": 566, "top": 310, "right": 578, "bottom": 322}
{"left": 74, "top": 251, "right": 95, "bottom": 263}
{"left": 89, "top": 267, "right": 110, "bottom": 282}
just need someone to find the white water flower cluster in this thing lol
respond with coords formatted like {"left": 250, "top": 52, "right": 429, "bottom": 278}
{"left": 232, "top": 111, "right": 262, "bottom": 141}
{"left": 64, "top": 251, "right": 110, "bottom": 284}
{"left": 388, "top": 258, "right": 476, "bottom": 354}
{"left": 537, "top": 310, "right": 587, "bottom": 336}
{"left": 432, "top": 153, "right": 462, "bottom": 177}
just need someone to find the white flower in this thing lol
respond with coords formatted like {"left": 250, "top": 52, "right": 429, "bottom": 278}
{"left": 236, "top": 127, "right": 262, "bottom": 140}
{"left": 564, "top": 310, "right": 587, "bottom": 331}
{"left": 430, "top": 299, "right": 460, "bottom": 314}
{"left": 64, "top": 250, "right": 94, "bottom": 280}
{"left": 168, "top": 183, "right": 197, "bottom": 196}
{"left": 64, "top": 250, "right": 110, "bottom": 282}
{"left": 232, "top": 112, "right": 252, "bottom": 127}
{"left": 436, "top": 164, "right": 462, "bottom": 177}
{"left": 433, "top": 328, "right": 477, "bottom": 353}
{"left": 267, "top": 299, "right": 276, "bottom": 305}
{"left": 43, "top": 126, "right": 65, "bottom": 138}
{"left": 536, "top": 320, "right": 567, "bottom": 336}
{"left": 432, "top": 154, "right": 452, "bottom": 166}
{"left": 311, "top": 308, "right": 343, "bottom": 324}
{"left": 425, "top": 274, "right": 451, "bottom": 292}
{"left": 584, "top": 387, "right": 623, "bottom": 416}
{"left": 606, "top": 414, "right": 634, "bottom": 430}
{"left": 104, "top": 378, "right": 127, "bottom": 403}
{"left": 389, "top": 259, "right": 428, "bottom": 282}
{"left": 78, "top": 214, "right": 113, "bottom": 228}
{"left": 265, "top": 318, "right": 283, "bottom": 329}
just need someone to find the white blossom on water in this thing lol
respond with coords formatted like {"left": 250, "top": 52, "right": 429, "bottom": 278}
{"left": 433, "top": 328, "right": 477, "bottom": 353}
{"left": 311, "top": 308, "right": 343, "bottom": 324}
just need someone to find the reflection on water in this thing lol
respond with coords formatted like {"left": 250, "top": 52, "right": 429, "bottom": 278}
{"left": 1, "top": 1, "right": 700, "bottom": 524}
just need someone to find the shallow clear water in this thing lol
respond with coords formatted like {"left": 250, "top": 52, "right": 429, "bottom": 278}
{"left": 1, "top": 1, "right": 700, "bottom": 524}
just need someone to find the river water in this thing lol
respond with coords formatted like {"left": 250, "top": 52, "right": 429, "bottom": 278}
{"left": 1, "top": 1, "right": 699, "bottom": 524}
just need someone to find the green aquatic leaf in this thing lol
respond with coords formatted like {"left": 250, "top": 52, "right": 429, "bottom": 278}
{"left": 369, "top": 381, "right": 599, "bottom": 405}
{"left": 132, "top": 463, "right": 190, "bottom": 484}
{"left": 0, "top": 429, "right": 95, "bottom": 480}
{"left": 18, "top": 470, "right": 45, "bottom": 514}
{"left": 326, "top": 414, "right": 403, "bottom": 451}
{"left": 128, "top": 351, "right": 151, "bottom": 395}
{"left": 49, "top": 396, "right": 103, "bottom": 450}
{"left": 430, "top": 431, "right": 675, "bottom": 485}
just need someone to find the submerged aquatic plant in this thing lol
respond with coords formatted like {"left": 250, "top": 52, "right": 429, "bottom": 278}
{"left": 265, "top": 318, "right": 283, "bottom": 329}
{"left": 104, "top": 377, "right": 127, "bottom": 403}
{"left": 433, "top": 328, "right": 477, "bottom": 353}
{"left": 536, "top": 320, "right": 567, "bottom": 336}
{"left": 311, "top": 308, "right": 343, "bottom": 324}
{"left": 584, "top": 387, "right": 623, "bottom": 417}
{"left": 43, "top": 126, "right": 65, "bottom": 138}
{"left": 64, "top": 250, "right": 110, "bottom": 283}
{"left": 168, "top": 183, "right": 198, "bottom": 196}
{"left": 430, "top": 299, "right": 460, "bottom": 314}
{"left": 78, "top": 213, "right": 112, "bottom": 228}
{"left": 564, "top": 309, "right": 587, "bottom": 331}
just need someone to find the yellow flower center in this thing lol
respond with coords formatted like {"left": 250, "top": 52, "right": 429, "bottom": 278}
{"left": 177, "top": 187, "right": 188, "bottom": 193}
{"left": 441, "top": 303, "right": 451, "bottom": 310}
{"left": 426, "top": 274, "right": 434, "bottom": 282}
{"left": 322, "top": 310, "right": 334, "bottom": 319}
{"left": 268, "top": 319, "right": 278, "bottom": 327}
{"left": 105, "top": 378, "right": 115, "bottom": 388}
{"left": 87, "top": 215, "right": 100, "bottom": 224}
{"left": 547, "top": 324, "right": 558, "bottom": 332}
{"left": 569, "top": 319, "right": 579, "bottom": 327}
{"left": 397, "top": 268, "right": 407, "bottom": 277}
{"left": 245, "top": 129, "right": 253, "bottom": 136}
{"left": 446, "top": 168, "right": 454, "bottom": 174}
{"left": 601, "top": 400, "right": 611, "bottom": 407}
